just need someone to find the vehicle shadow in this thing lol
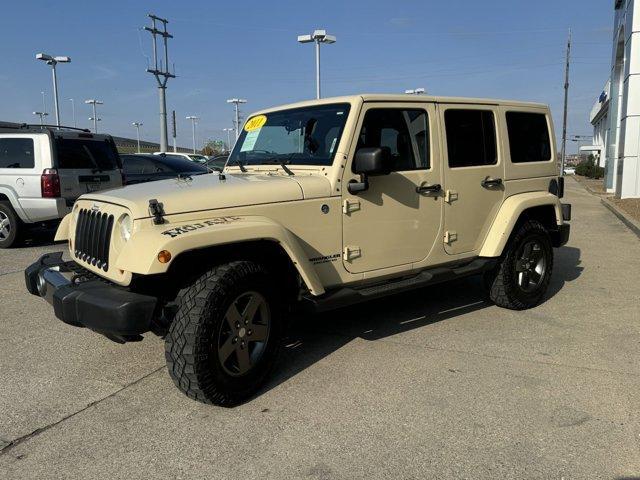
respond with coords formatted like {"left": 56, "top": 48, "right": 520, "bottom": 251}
{"left": 261, "top": 247, "right": 584, "bottom": 399}
{"left": 16, "top": 225, "right": 61, "bottom": 248}
{"left": 545, "top": 246, "right": 582, "bottom": 299}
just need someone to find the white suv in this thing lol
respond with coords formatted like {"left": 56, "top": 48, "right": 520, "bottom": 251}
{"left": 153, "top": 151, "right": 209, "bottom": 164}
{"left": 0, "top": 122, "right": 123, "bottom": 247}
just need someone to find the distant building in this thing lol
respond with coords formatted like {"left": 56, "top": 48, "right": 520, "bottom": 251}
{"left": 111, "top": 136, "right": 194, "bottom": 154}
{"left": 590, "top": 0, "right": 640, "bottom": 198}
{"left": 586, "top": 80, "right": 609, "bottom": 167}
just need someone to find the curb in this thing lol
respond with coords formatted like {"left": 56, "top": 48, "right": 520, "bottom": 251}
{"left": 600, "top": 197, "right": 640, "bottom": 239}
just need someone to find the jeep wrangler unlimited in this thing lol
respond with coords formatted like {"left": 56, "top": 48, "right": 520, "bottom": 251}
{"left": 25, "top": 95, "right": 571, "bottom": 406}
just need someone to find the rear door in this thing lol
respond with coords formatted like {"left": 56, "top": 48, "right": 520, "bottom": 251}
{"left": 440, "top": 104, "right": 505, "bottom": 254}
{"left": 54, "top": 134, "right": 122, "bottom": 200}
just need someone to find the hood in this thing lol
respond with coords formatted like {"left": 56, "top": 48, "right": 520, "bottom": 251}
{"left": 82, "top": 173, "right": 332, "bottom": 219}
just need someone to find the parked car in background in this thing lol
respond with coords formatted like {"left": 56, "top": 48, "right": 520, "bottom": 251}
{"left": 0, "top": 122, "right": 122, "bottom": 248}
{"left": 153, "top": 152, "right": 209, "bottom": 164}
{"left": 121, "top": 153, "right": 210, "bottom": 185}
{"left": 204, "top": 154, "right": 228, "bottom": 171}
{"left": 563, "top": 167, "right": 576, "bottom": 175}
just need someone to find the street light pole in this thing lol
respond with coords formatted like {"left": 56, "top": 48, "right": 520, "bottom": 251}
{"left": 223, "top": 128, "right": 234, "bottom": 152}
{"left": 132, "top": 122, "right": 143, "bottom": 153}
{"left": 85, "top": 99, "right": 103, "bottom": 133}
{"left": 69, "top": 99, "right": 76, "bottom": 127}
{"left": 297, "top": 29, "right": 336, "bottom": 99}
{"left": 36, "top": 53, "right": 71, "bottom": 127}
{"left": 33, "top": 112, "right": 48, "bottom": 126}
{"left": 227, "top": 99, "right": 247, "bottom": 139}
{"left": 186, "top": 116, "right": 198, "bottom": 153}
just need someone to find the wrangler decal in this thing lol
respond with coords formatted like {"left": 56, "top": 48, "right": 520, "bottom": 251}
{"left": 161, "top": 217, "right": 242, "bottom": 238}
{"left": 308, "top": 253, "right": 341, "bottom": 265}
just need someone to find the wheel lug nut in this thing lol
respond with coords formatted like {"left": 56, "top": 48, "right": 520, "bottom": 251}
{"left": 232, "top": 337, "right": 237, "bottom": 343}
{"left": 235, "top": 322, "right": 240, "bottom": 328}
{"left": 244, "top": 320, "right": 248, "bottom": 325}
{"left": 247, "top": 329, "right": 252, "bottom": 336}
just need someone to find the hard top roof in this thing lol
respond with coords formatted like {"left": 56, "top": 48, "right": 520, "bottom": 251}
{"left": 250, "top": 94, "right": 548, "bottom": 116}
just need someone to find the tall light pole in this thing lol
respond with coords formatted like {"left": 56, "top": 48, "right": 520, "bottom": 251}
{"left": 227, "top": 99, "right": 247, "bottom": 139}
{"left": 143, "top": 14, "right": 176, "bottom": 153}
{"left": 132, "top": 122, "right": 143, "bottom": 153}
{"left": 405, "top": 88, "right": 426, "bottom": 95}
{"left": 33, "top": 111, "right": 48, "bottom": 126}
{"left": 186, "top": 116, "right": 198, "bottom": 153}
{"left": 223, "top": 128, "right": 234, "bottom": 152}
{"left": 85, "top": 99, "right": 103, "bottom": 133}
{"left": 36, "top": 53, "right": 71, "bottom": 127}
{"left": 69, "top": 98, "right": 76, "bottom": 127}
{"left": 41, "top": 91, "right": 47, "bottom": 115}
{"left": 297, "top": 29, "right": 336, "bottom": 99}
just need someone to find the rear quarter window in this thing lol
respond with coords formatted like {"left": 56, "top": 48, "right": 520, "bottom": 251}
{"left": 55, "top": 138, "right": 121, "bottom": 170}
{"left": 506, "top": 112, "right": 552, "bottom": 163}
{"left": 0, "top": 138, "right": 35, "bottom": 168}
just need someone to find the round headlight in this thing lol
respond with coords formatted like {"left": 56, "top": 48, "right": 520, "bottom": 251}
{"left": 119, "top": 214, "right": 133, "bottom": 242}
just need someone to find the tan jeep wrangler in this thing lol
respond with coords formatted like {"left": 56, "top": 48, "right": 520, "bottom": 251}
{"left": 25, "top": 94, "right": 571, "bottom": 406}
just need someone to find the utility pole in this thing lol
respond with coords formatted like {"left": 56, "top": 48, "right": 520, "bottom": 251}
{"left": 560, "top": 29, "right": 572, "bottom": 176}
{"left": 69, "top": 98, "right": 76, "bottom": 127}
{"left": 227, "top": 98, "right": 247, "bottom": 139}
{"left": 132, "top": 122, "right": 143, "bottom": 153}
{"left": 171, "top": 110, "right": 177, "bottom": 152}
{"left": 186, "top": 116, "right": 198, "bottom": 153}
{"left": 85, "top": 99, "right": 103, "bottom": 133}
{"left": 144, "top": 14, "right": 175, "bottom": 153}
{"left": 41, "top": 91, "right": 47, "bottom": 115}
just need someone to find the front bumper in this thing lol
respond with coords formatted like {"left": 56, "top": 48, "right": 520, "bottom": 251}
{"left": 25, "top": 252, "right": 158, "bottom": 343}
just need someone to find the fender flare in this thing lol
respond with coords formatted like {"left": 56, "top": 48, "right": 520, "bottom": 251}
{"left": 479, "top": 192, "right": 562, "bottom": 258}
{"left": 115, "top": 215, "right": 326, "bottom": 296}
{"left": 0, "top": 186, "right": 29, "bottom": 222}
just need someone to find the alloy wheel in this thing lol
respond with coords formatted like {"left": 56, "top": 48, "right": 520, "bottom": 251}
{"left": 514, "top": 240, "right": 547, "bottom": 293}
{"left": 217, "top": 291, "right": 271, "bottom": 376}
{"left": 0, "top": 211, "right": 11, "bottom": 241}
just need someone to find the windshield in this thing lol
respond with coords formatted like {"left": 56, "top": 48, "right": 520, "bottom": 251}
{"left": 228, "top": 103, "right": 350, "bottom": 167}
{"left": 55, "top": 137, "right": 120, "bottom": 171}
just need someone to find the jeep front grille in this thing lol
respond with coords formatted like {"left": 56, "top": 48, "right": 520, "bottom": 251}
{"left": 74, "top": 209, "right": 114, "bottom": 271}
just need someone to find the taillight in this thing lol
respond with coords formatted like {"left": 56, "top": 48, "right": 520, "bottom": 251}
{"left": 41, "top": 168, "right": 61, "bottom": 198}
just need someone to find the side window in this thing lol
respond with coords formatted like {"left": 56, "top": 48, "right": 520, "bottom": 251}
{"left": 356, "top": 108, "right": 430, "bottom": 171}
{"left": 444, "top": 109, "right": 497, "bottom": 168}
{"left": 123, "top": 156, "right": 155, "bottom": 174}
{"left": 506, "top": 112, "right": 551, "bottom": 163}
{"left": 0, "top": 138, "right": 35, "bottom": 169}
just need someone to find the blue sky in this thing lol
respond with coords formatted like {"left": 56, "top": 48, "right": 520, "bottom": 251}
{"left": 0, "top": 0, "right": 613, "bottom": 152}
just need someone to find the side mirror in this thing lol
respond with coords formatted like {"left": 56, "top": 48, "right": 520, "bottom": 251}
{"left": 352, "top": 147, "right": 392, "bottom": 176}
{"left": 348, "top": 147, "right": 392, "bottom": 194}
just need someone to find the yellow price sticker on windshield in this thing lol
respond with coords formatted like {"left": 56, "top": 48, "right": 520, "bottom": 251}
{"left": 244, "top": 115, "right": 267, "bottom": 132}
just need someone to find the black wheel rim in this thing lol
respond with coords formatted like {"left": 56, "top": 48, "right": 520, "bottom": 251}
{"left": 0, "top": 211, "right": 10, "bottom": 241}
{"left": 217, "top": 291, "right": 271, "bottom": 376}
{"left": 514, "top": 240, "right": 547, "bottom": 293}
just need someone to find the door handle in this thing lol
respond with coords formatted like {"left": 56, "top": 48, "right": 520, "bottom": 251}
{"left": 481, "top": 177, "right": 503, "bottom": 188}
{"left": 416, "top": 183, "right": 442, "bottom": 194}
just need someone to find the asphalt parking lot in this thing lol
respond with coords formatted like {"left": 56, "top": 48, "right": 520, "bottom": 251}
{"left": 1, "top": 178, "right": 639, "bottom": 479}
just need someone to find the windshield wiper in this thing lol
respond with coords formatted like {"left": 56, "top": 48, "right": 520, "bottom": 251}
{"left": 229, "top": 158, "right": 247, "bottom": 172}
{"left": 265, "top": 154, "right": 295, "bottom": 176}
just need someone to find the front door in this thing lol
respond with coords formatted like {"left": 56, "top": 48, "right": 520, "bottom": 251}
{"left": 342, "top": 103, "right": 443, "bottom": 273}
{"left": 439, "top": 104, "right": 505, "bottom": 255}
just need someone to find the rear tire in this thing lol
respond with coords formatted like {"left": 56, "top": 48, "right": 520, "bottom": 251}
{"left": 0, "top": 201, "right": 21, "bottom": 248}
{"left": 164, "top": 261, "right": 283, "bottom": 406}
{"left": 487, "top": 220, "right": 553, "bottom": 310}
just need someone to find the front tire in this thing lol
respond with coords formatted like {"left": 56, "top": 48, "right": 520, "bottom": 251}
{"left": 165, "top": 261, "right": 283, "bottom": 406}
{"left": 0, "top": 201, "right": 21, "bottom": 248}
{"left": 487, "top": 220, "right": 553, "bottom": 310}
